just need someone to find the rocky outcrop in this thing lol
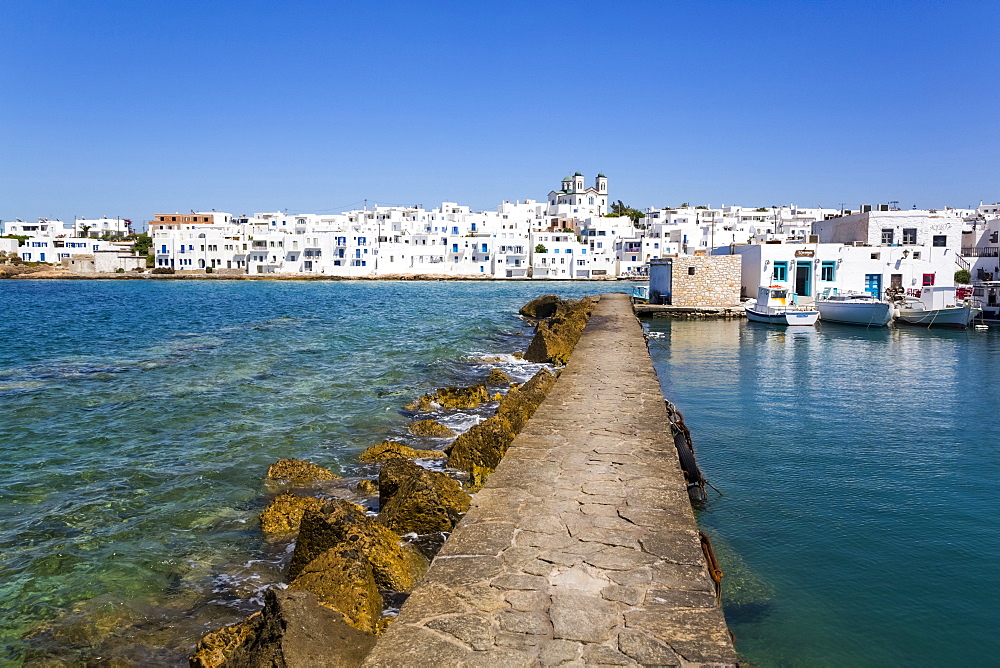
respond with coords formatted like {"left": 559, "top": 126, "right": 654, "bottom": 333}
{"left": 524, "top": 296, "right": 598, "bottom": 365}
{"left": 519, "top": 294, "right": 562, "bottom": 319}
{"left": 189, "top": 588, "right": 376, "bottom": 667}
{"left": 288, "top": 549, "right": 383, "bottom": 633}
{"left": 358, "top": 440, "right": 446, "bottom": 463}
{"left": 376, "top": 459, "right": 471, "bottom": 535}
{"left": 404, "top": 385, "right": 490, "bottom": 411}
{"left": 259, "top": 494, "right": 326, "bottom": 537}
{"left": 486, "top": 368, "right": 512, "bottom": 386}
{"left": 496, "top": 368, "right": 556, "bottom": 433}
{"left": 264, "top": 459, "right": 339, "bottom": 484}
{"left": 445, "top": 415, "right": 517, "bottom": 476}
{"left": 355, "top": 479, "right": 378, "bottom": 496}
{"left": 288, "top": 500, "right": 427, "bottom": 593}
{"left": 407, "top": 419, "right": 456, "bottom": 438}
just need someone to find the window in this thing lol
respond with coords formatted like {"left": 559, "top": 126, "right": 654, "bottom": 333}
{"left": 932, "top": 235, "right": 946, "bottom": 247}
{"left": 881, "top": 229, "right": 894, "bottom": 244}
{"left": 922, "top": 273, "right": 935, "bottom": 286}
{"left": 821, "top": 261, "right": 836, "bottom": 281}
{"left": 902, "top": 228, "right": 917, "bottom": 244}
{"left": 772, "top": 261, "right": 788, "bottom": 281}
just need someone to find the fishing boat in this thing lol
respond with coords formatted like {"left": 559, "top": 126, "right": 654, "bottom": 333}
{"left": 630, "top": 284, "right": 650, "bottom": 303}
{"left": 744, "top": 285, "right": 819, "bottom": 326}
{"left": 893, "top": 286, "right": 982, "bottom": 328}
{"left": 815, "top": 292, "right": 893, "bottom": 327}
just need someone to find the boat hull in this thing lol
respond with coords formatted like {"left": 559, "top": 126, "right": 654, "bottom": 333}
{"left": 816, "top": 301, "right": 893, "bottom": 326}
{"left": 745, "top": 308, "right": 819, "bottom": 326}
{"left": 896, "top": 305, "right": 982, "bottom": 328}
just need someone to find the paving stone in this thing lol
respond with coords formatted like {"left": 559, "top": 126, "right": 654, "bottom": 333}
{"left": 550, "top": 594, "right": 618, "bottom": 643}
{"left": 461, "top": 647, "right": 536, "bottom": 667}
{"left": 429, "top": 555, "right": 504, "bottom": 588}
{"left": 505, "top": 589, "right": 550, "bottom": 612}
{"left": 516, "top": 530, "right": 576, "bottom": 550}
{"left": 548, "top": 563, "right": 608, "bottom": 595}
{"left": 538, "top": 639, "right": 582, "bottom": 666}
{"left": 602, "top": 584, "right": 644, "bottom": 606}
{"left": 426, "top": 614, "right": 493, "bottom": 651}
{"left": 584, "top": 546, "right": 659, "bottom": 571}
{"left": 581, "top": 643, "right": 634, "bottom": 665}
{"left": 497, "top": 609, "right": 552, "bottom": 635}
{"left": 618, "top": 630, "right": 681, "bottom": 666}
{"left": 493, "top": 573, "right": 549, "bottom": 590}
{"left": 644, "top": 588, "right": 718, "bottom": 609}
{"left": 437, "top": 522, "right": 517, "bottom": 557}
{"left": 523, "top": 559, "right": 557, "bottom": 577}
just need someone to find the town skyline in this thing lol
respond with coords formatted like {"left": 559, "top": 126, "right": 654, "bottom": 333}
{"left": 4, "top": 1, "right": 997, "bottom": 226}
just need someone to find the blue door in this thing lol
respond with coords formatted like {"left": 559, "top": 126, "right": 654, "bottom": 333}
{"left": 865, "top": 273, "right": 882, "bottom": 297}
{"left": 795, "top": 261, "right": 812, "bottom": 297}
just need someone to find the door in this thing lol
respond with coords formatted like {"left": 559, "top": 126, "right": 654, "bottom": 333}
{"left": 865, "top": 273, "right": 882, "bottom": 297}
{"left": 890, "top": 274, "right": 903, "bottom": 289}
{"left": 795, "top": 261, "right": 812, "bottom": 297}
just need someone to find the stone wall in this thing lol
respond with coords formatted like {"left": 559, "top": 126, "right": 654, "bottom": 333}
{"left": 670, "top": 255, "right": 741, "bottom": 307}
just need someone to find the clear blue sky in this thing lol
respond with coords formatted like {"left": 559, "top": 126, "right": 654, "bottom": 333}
{"left": 2, "top": 0, "right": 997, "bottom": 227}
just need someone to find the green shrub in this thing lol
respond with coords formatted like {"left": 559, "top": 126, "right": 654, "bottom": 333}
{"left": 151, "top": 267, "right": 175, "bottom": 274}
{"left": 955, "top": 269, "right": 971, "bottom": 284}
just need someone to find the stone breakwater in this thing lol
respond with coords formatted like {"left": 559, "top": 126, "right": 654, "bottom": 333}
{"left": 363, "top": 293, "right": 736, "bottom": 666}
{"left": 188, "top": 293, "right": 735, "bottom": 666}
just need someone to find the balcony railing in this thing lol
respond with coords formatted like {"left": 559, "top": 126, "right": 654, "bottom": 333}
{"left": 962, "top": 247, "right": 1000, "bottom": 257}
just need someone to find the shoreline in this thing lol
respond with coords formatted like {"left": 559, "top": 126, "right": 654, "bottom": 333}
{"left": 5, "top": 270, "right": 633, "bottom": 282}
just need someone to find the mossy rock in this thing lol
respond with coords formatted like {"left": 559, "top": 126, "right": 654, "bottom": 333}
{"left": 265, "top": 458, "right": 339, "bottom": 484}
{"left": 288, "top": 548, "right": 382, "bottom": 633}
{"left": 445, "top": 415, "right": 516, "bottom": 476}
{"left": 519, "top": 294, "right": 562, "bottom": 319}
{"left": 524, "top": 297, "right": 598, "bottom": 364}
{"left": 408, "top": 419, "right": 456, "bottom": 438}
{"left": 486, "top": 368, "right": 512, "bottom": 386}
{"left": 191, "top": 588, "right": 376, "bottom": 667}
{"left": 355, "top": 479, "right": 378, "bottom": 496}
{"left": 260, "top": 493, "right": 327, "bottom": 537}
{"left": 496, "top": 368, "right": 556, "bottom": 433}
{"left": 376, "top": 459, "right": 471, "bottom": 535}
{"left": 189, "top": 612, "right": 261, "bottom": 667}
{"left": 358, "top": 440, "right": 446, "bottom": 463}
{"left": 288, "top": 500, "right": 427, "bottom": 593}
{"left": 404, "top": 384, "right": 490, "bottom": 411}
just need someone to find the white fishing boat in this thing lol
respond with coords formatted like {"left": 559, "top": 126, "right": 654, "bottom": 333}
{"left": 815, "top": 292, "right": 893, "bottom": 327}
{"left": 744, "top": 286, "right": 819, "bottom": 326}
{"left": 893, "top": 286, "right": 982, "bottom": 328}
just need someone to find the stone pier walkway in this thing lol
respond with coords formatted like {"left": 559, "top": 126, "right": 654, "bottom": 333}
{"left": 363, "top": 293, "right": 737, "bottom": 667}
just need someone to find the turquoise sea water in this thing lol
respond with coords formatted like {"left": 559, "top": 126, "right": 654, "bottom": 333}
{"left": 1, "top": 281, "right": 996, "bottom": 665}
{"left": 647, "top": 319, "right": 1000, "bottom": 666}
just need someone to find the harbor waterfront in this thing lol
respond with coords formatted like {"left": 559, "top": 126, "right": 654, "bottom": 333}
{"left": 1, "top": 280, "right": 997, "bottom": 664}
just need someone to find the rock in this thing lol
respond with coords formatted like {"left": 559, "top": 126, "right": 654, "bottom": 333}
{"left": 288, "top": 500, "right": 427, "bottom": 593}
{"left": 376, "top": 459, "right": 471, "bottom": 535}
{"left": 519, "top": 294, "right": 562, "bottom": 319}
{"left": 264, "top": 458, "right": 338, "bottom": 484}
{"left": 288, "top": 549, "right": 383, "bottom": 633}
{"left": 259, "top": 494, "right": 326, "bottom": 537}
{"left": 445, "top": 415, "right": 516, "bottom": 477}
{"left": 189, "top": 612, "right": 260, "bottom": 667}
{"left": 408, "top": 419, "right": 456, "bottom": 438}
{"left": 190, "top": 588, "right": 376, "bottom": 667}
{"left": 486, "top": 368, "right": 512, "bottom": 386}
{"left": 524, "top": 297, "right": 598, "bottom": 365}
{"left": 405, "top": 385, "right": 490, "bottom": 411}
{"left": 355, "top": 479, "right": 378, "bottom": 496}
{"left": 358, "top": 440, "right": 447, "bottom": 463}
{"left": 496, "top": 368, "right": 556, "bottom": 433}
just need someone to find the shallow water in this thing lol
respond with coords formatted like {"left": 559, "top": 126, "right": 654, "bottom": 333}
{"left": 0, "top": 280, "right": 606, "bottom": 664}
{"left": 646, "top": 318, "right": 1000, "bottom": 666}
